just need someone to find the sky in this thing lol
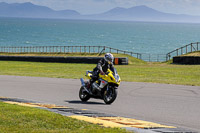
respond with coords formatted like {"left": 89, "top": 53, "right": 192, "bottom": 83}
{"left": 1, "top": 0, "right": 200, "bottom": 16}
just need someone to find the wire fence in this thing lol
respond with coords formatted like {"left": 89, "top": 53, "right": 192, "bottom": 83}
{"left": 0, "top": 45, "right": 144, "bottom": 59}
{"left": 1, "top": 44, "right": 194, "bottom": 62}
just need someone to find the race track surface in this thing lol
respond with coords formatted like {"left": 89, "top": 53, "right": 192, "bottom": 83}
{"left": 0, "top": 75, "right": 199, "bottom": 132}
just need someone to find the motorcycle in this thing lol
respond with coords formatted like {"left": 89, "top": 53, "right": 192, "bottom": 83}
{"left": 79, "top": 68, "right": 121, "bottom": 104}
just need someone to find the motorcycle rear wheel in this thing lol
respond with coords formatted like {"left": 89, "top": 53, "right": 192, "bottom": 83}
{"left": 79, "top": 86, "right": 90, "bottom": 102}
{"left": 103, "top": 88, "right": 117, "bottom": 104}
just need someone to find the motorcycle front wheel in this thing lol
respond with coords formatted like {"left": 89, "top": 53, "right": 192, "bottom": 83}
{"left": 103, "top": 87, "right": 117, "bottom": 104}
{"left": 79, "top": 86, "right": 90, "bottom": 102}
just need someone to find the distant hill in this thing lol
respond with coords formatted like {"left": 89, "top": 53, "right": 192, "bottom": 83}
{"left": 0, "top": 2, "right": 80, "bottom": 18}
{"left": 90, "top": 5, "right": 200, "bottom": 23}
{"left": 0, "top": 2, "right": 200, "bottom": 23}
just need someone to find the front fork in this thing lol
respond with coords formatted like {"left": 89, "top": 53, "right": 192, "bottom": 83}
{"left": 105, "top": 85, "right": 117, "bottom": 97}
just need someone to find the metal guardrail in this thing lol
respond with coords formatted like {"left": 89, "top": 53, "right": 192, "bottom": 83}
{"left": 166, "top": 42, "right": 200, "bottom": 61}
{"left": 0, "top": 56, "right": 128, "bottom": 65}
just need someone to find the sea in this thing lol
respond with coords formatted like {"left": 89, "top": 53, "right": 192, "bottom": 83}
{"left": 0, "top": 17, "right": 200, "bottom": 55}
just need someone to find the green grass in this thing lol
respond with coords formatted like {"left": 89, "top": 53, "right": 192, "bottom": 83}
{"left": 0, "top": 102, "right": 129, "bottom": 133}
{"left": 116, "top": 62, "right": 200, "bottom": 86}
{"left": 0, "top": 52, "right": 102, "bottom": 57}
{"left": 181, "top": 51, "right": 200, "bottom": 56}
{"left": 0, "top": 52, "right": 199, "bottom": 86}
{"left": 0, "top": 59, "right": 199, "bottom": 86}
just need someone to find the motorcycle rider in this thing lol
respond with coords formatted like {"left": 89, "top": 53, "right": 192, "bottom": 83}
{"left": 88, "top": 53, "right": 114, "bottom": 90}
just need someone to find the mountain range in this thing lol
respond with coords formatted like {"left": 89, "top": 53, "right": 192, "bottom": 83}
{"left": 1, "top": 2, "right": 200, "bottom": 23}
{"left": 0, "top": 2, "right": 80, "bottom": 19}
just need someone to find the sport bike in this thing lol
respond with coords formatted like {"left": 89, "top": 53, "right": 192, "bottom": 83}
{"left": 79, "top": 68, "right": 121, "bottom": 104}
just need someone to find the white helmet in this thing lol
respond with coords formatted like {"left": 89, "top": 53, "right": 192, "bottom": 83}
{"left": 104, "top": 53, "right": 114, "bottom": 64}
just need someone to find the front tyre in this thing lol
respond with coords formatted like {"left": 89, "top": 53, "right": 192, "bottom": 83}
{"left": 79, "top": 86, "right": 90, "bottom": 102}
{"left": 103, "top": 87, "right": 117, "bottom": 104}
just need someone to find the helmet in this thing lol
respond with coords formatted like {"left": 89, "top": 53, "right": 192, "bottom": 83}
{"left": 104, "top": 53, "right": 114, "bottom": 64}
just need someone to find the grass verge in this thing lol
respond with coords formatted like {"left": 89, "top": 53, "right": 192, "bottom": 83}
{"left": 180, "top": 51, "right": 200, "bottom": 56}
{"left": 0, "top": 60, "right": 199, "bottom": 86}
{"left": 0, "top": 53, "right": 199, "bottom": 86}
{"left": 0, "top": 101, "right": 128, "bottom": 133}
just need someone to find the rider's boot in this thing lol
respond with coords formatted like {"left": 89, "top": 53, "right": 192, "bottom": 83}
{"left": 88, "top": 79, "right": 93, "bottom": 93}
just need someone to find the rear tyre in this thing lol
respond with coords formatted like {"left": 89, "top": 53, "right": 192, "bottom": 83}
{"left": 103, "top": 87, "right": 117, "bottom": 104}
{"left": 79, "top": 86, "right": 90, "bottom": 102}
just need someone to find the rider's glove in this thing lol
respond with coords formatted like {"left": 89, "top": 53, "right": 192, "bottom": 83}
{"left": 100, "top": 70, "right": 105, "bottom": 75}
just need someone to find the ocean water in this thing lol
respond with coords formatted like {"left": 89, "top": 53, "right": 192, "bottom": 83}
{"left": 0, "top": 17, "right": 200, "bottom": 54}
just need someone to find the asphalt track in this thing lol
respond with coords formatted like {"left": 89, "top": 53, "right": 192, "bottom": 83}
{"left": 0, "top": 75, "right": 200, "bottom": 132}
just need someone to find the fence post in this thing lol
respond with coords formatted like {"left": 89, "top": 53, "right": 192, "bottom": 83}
{"left": 157, "top": 54, "right": 159, "bottom": 62}
{"left": 186, "top": 45, "right": 188, "bottom": 53}
{"left": 166, "top": 54, "right": 168, "bottom": 61}
{"left": 197, "top": 42, "right": 199, "bottom": 51}
{"left": 191, "top": 43, "right": 193, "bottom": 52}
{"left": 181, "top": 47, "right": 183, "bottom": 55}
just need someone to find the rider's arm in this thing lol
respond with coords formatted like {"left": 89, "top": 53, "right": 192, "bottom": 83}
{"left": 110, "top": 63, "right": 114, "bottom": 72}
{"left": 97, "top": 59, "right": 105, "bottom": 75}
{"left": 97, "top": 59, "right": 103, "bottom": 70}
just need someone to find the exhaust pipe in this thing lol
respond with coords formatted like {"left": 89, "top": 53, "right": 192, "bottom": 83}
{"left": 80, "top": 78, "right": 85, "bottom": 86}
